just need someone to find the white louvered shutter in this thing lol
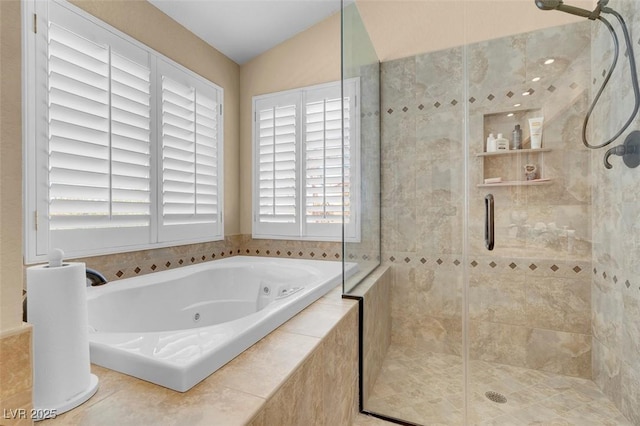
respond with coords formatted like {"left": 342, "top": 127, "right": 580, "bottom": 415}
{"left": 158, "top": 60, "right": 222, "bottom": 242}
{"left": 47, "top": 22, "right": 112, "bottom": 229}
{"left": 253, "top": 94, "right": 300, "bottom": 237}
{"left": 44, "top": 2, "right": 153, "bottom": 255}
{"left": 303, "top": 86, "right": 347, "bottom": 239}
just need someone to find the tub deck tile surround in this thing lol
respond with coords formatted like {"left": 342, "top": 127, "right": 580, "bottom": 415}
{"left": 0, "top": 324, "right": 33, "bottom": 426}
{"left": 40, "top": 286, "right": 358, "bottom": 426}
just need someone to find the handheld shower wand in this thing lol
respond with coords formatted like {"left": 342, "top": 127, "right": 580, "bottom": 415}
{"left": 534, "top": 0, "right": 604, "bottom": 19}
{"left": 535, "top": 0, "right": 640, "bottom": 169}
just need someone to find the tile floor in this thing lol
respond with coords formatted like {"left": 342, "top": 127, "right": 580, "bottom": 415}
{"left": 362, "top": 345, "right": 631, "bottom": 425}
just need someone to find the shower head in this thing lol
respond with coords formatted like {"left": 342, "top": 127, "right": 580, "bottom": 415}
{"left": 534, "top": 0, "right": 604, "bottom": 20}
{"left": 535, "top": 0, "right": 563, "bottom": 10}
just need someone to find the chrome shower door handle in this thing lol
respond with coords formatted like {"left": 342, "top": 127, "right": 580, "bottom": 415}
{"left": 485, "top": 194, "right": 494, "bottom": 251}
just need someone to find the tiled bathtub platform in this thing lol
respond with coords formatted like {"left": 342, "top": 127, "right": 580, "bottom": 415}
{"left": 42, "top": 287, "right": 358, "bottom": 426}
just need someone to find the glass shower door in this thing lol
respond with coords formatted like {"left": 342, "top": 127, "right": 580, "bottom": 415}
{"left": 464, "top": 10, "right": 631, "bottom": 423}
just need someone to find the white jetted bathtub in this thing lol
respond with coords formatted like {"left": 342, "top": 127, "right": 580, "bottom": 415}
{"left": 87, "top": 256, "right": 357, "bottom": 392}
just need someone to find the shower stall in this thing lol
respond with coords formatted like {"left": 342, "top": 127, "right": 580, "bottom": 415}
{"left": 342, "top": 0, "right": 640, "bottom": 424}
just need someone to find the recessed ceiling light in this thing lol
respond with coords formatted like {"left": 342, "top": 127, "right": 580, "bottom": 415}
{"left": 532, "top": 77, "right": 541, "bottom": 82}
{"left": 507, "top": 113, "right": 515, "bottom": 117}
{"left": 513, "top": 103, "right": 522, "bottom": 107}
{"left": 544, "top": 58, "right": 555, "bottom": 65}
{"left": 522, "top": 91, "right": 531, "bottom": 96}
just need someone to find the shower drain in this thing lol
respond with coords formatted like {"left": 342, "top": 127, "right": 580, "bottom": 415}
{"left": 485, "top": 391, "right": 507, "bottom": 404}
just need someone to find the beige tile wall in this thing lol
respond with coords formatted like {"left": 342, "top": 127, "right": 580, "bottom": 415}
{"left": 243, "top": 295, "right": 360, "bottom": 426}
{"left": 349, "top": 266, "right": 392, "bottom": 407}
{"left": 381, "top": 21, "right": 594, "bottom": 378}
{"left": 590, "top": 0, "right": 640, "bottom": 423}
{"left": 0, "top": 325, "right": 33, "bottom": 426}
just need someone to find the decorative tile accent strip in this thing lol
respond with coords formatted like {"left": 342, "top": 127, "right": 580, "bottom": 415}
{"left": 509, "top": 262, "right": 517, "bottom": 269}
{"left": 420, "top": 258, "right": 427, "bottom": 264}
{"left": 489, "top": 261, "right": 497, "bottom": 268}
{"left": 574, "top": 266, "right": 582, "bottom": 273}
{"left": 471, "top": 260, "right": 478, "bottom": 267}
{"left": 506, "top": 91, "right": 514, "bottom": 98}
{"left": 487, "top": 94, "right": 495, "bottom": 101}
{"left": 550, "top": 264, "right": 559, "bottom": 272}
{"left": 402, "top": 106, "right": 408, "bottom": 112}
{"left": 529, "top": 263, "right": 538, "bottom": 271}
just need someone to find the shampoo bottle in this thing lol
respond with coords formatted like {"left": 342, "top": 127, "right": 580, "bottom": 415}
{"left": 511, "top": 124, "right": 522, "bottom": 149}
{"left": 486, "top": 133, "right": 497, "bottom": 152}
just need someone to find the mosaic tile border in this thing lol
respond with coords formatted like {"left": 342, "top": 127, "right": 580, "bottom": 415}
{"left": 593, "top": 265, "right": 638, "bottom": 294}
{"left": 384, "top": 81, "right": 584, "bottom": 116}
{"left": 385, "top": 254, "right": 587, "bottom": 275}
{"left": 242, "top": 248, "right": 341, "bottom": 260}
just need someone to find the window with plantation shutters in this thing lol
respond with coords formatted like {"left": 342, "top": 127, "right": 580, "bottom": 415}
{"left": 24, "top": 0, "right": 224, "bottom": 262}
{"left": 158, "top": 60, "right": 222, "bottom": 242}
{"left": 252, "top": 79, "right": 360, "bottom": 241}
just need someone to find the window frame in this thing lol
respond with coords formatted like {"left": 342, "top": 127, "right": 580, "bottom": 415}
{"left": 251, "top": 78, "right": 361, "bottom": 242}
{"left": 23, "top": 0, "right": 224, "bottom": 264}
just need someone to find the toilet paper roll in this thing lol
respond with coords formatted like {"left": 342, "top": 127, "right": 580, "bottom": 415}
{"left": 27, "top": 262, "right": 91, "bottom": 409}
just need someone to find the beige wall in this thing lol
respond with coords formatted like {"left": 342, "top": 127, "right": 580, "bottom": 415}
{"left": 238, "top": 13, "right": 341, "bottom": 234}
{"left": 0, "top": 0, "right": 23, "bottom": 332}
{"left": 356, "top": 0, "right": 595, "bottom": 61}
{"left": 0, "top": 0, "right": 240, "bottom": 333}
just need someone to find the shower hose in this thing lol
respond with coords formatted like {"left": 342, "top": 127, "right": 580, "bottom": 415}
{"left": 583, "top": 10, "right": 640, "bottom": 150}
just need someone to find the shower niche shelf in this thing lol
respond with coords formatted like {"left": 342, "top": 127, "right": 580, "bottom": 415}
{"left": 478, "top": 107, "right": 552, "bottom": 187}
